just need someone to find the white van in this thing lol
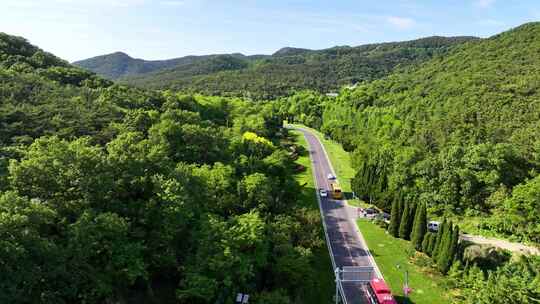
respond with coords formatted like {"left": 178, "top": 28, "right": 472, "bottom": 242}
{"left": 428, "top": 221, "right": 440, "bottom": 232}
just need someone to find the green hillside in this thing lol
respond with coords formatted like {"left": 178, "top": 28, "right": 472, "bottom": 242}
{"left": 0, "top": 32, "right": 329, "bottom": 304}
{"left": 279, "top": 21, "right": 540, "bottom": 304}
{"left": 281, "top": 22, "right": 540, "bottom": 243}
{"left": 75, "top": 36, "right": 476, "bottom": 99}
{"left": 120, "top": 54, "right": 252, "bottom": 84}
{"left": 73, "top": 51, "right": 260, "bottom": 80}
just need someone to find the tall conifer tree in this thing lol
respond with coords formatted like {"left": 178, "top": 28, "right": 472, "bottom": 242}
{"left": 437, "top": 221, "right": 454, "bottom": 272}
{"left": 399, "top": 200, "right": 411, "bottom": 240}
{"left": 388, "top": 192, "right": 401, "bottom": 237}
{"left": 447, "top": 225, "right": 460, "bottom": 266}
{"left": 421, "top": 232, "right": 431, "bottom": 253}
{"left": 411, "top": 202, "right": 427, "bottom": 250}
{"left": 427, "top": 233, "right": 437, "bottom": 256}
{"left": 432, "top": 218, "right": 447, "bottom": 261}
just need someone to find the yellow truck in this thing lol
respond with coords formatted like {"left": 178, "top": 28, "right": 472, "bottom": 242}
{"left": 330, "top": 183, "right": 342, "bottom": 199}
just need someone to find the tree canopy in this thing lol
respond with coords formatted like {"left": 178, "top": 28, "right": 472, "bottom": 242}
{"left": 0, "top": 32, "right": 327, "bottom": 304}
{"left": 277, "top": 22, "right": 540, "bottom": 243}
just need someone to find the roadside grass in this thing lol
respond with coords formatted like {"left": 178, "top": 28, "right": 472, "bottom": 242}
{"left": 288, "top": 124, "right": 449, "bottom": 304}
{"left": 357, "top": 220, "right": 451, "bottom": 304}
{"left": 289, "top": 130, "right": 314, "bottom": 189}
{"left": 449, "top": 215, "right": 511, "bottom": 240}
{"left": 289, "top": 124, "right": 356, "bottom": 194}
{"left": 289, "top": 130, "right": 334, "bottom": 304}
{"left": 288, "top": 124, "right": 378, "bottom": 210}
{"left": 293, "top": 124, "right": 530, "bottom": 245}
{"left": 290, "top": 125, "right": 451, "bottom": 303}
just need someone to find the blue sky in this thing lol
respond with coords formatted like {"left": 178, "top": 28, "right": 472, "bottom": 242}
{"left": 2, "top": 0, "right": 539, "bottom": 62}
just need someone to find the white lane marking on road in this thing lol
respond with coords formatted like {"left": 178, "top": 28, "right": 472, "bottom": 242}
{"left": 305, "top": 139, "right": 338, "bottom": 271}
{"left": 336, "top": 206, "right": 357, "bottom": 266}
{"left": 296, "top": 126, "right": 383, "bottom": 278}
{"left": 300, "top": 130, "right": 351, "bottom": 304}
{"left": 309, "top": 132, "right": 356, "bottom": 266}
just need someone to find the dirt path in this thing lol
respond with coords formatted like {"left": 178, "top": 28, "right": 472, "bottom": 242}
{"left": 460, "top": 234, "right": 540, "bottom": 255}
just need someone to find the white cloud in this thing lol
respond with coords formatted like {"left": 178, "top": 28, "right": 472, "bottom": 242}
{"left": 474, "top": 0, "right": 495, "bottom": 8}
{"left": 386, "top": 16, "right": 415, "bottom": 30}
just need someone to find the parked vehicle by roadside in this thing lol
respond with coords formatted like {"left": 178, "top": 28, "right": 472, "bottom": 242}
{"left": 428, "top": 221, "right": 440, "bottom": 232}
{"left": 378, "top": 212, "right": 391, "bottom": 223}
{"left": 363, "top": 207, "right": 380, "bottom": 219}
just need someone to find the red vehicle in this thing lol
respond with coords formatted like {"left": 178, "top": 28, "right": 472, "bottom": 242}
{"left": 367, "top": 278, "right": 397, "bottom": 304}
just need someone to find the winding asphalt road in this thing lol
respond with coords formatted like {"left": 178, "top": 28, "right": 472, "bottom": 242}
{"left": 292, "top": 126, "right": 382, "bottom": 304}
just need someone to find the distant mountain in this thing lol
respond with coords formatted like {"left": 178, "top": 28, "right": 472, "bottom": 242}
{"left": 117, "top": 54, "right": 258, "bottom": 85}
{"left": 72, "top": 52, "right": 239, "bottom": 79}
{"left": 76, "top": 36, "right": 478, "bottom": 99}
{"left": 272, "top": 47, "right": 312, "bottom": 57}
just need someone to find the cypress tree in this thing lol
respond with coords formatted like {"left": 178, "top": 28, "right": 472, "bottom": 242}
{"left": 427, "top": 232, "right": 437, "bottom": 256}
{"left": 388, "top": 192, "right": 401, "bottom": 237}
{"left": 360, "top": 162, "right": 368, "bottom": 192}
{"left": 437, "top": 221, "right": 454, "bottom": 273}
{"left": 352, "top": 165, "right": 360, "bottom": 198}
{"left": 398, "top": 200, "right": 411, "bottom": 240}
{"left": 375, "top": 171, "right": 388, "bottom": 208}
{"left": 396, "top": 192, "right": 404, "bottom": 222}
{"left": 448, "top": 225, "right": 460, "bottom": 264}
{"left": 421, "top": 232, "right": 431, "bottom": 253}
{"left": 369, "top": 165, "right": 377, "bottom": 204}
{"left": 411, "top": 202, "right": 427, "bottom": 251}
{"left": 407, "top": 202, "right": 417, "bottom": 236}
{"left": 432, "top": 218, "right": 447, "bottom": 262}
{"left": 365, "top": 165, "right": 373, "bottom": 203}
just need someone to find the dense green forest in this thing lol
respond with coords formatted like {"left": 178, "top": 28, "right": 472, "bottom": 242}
{"left": 0, "top": 32, "right": 328, "bottom": 303}
{"left": 75, "top": 36, "right": 476, "bottom": 99}
{"left": 73, "top": 52, "right": 265, "bottom": 80}
{"left": 279, "top": 22, "right": 540, "bottom": 303}
{"left": 279, "top": 22, "right": 540, "bottom": 243}
{"left": 4, "top": 18, "right": 540, "bottom": 303}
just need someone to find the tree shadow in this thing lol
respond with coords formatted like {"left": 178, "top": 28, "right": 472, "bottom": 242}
{"left": 297, "top": 186, "right": 320, "bottom": 211}
{"left": 394, "top": 295, "right": 416, "bottom": 304}
{"left": 343, "top": 191, "right": 355, "bottom": 200}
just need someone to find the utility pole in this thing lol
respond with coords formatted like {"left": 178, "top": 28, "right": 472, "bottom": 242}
{"left": 396, "top": 264, "right": 412, "bottom": 299}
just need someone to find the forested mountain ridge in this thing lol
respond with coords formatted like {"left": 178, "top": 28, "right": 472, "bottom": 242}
{"left": 0, "top": 32, "right": 108, "bottom": 88}
{"left": 117, "top": 54, "right": 254, "bottom": 87}
{"left": 1, "top": 32, "right": 328, "bottom": 303}
{"left": 76, "top": 35, "right": 477, "bottom": 99}
{"left": 281, "top": 22, "right": 540, "bottom": 243}
{"left": 279, "top": 22, "right": 540, "bottom": 303}
{"left": 73, "top": 51, "right": 266, "bottom": 80}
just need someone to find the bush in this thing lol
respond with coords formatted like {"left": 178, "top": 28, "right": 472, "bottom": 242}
{"left": 373, "top": 217, "right": 389, "bottom": 229}
{"left": 462, "top": 244, "right": 511, "bottom": 270}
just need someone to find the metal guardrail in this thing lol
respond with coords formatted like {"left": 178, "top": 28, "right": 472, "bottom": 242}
{"left": 296, "top": 125, "right": 384, "bottom": 279}
{"left": 295, "top": 126, "right": 378, "bottom": 304}
{"left": 341, "top": 266, "right": 375, "bottom": 283}
{"left": 300, "top": 126, "right": 348, "bottom": 304}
